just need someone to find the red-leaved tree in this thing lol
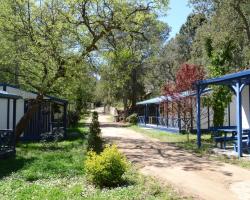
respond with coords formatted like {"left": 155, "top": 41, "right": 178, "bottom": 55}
{"left": 162, "top": 63, "right": 205, "bottom": 140}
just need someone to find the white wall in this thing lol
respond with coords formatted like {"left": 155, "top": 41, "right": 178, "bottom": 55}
{"left": 0, "top": 99, "right": 8, "bottom": 129}
{"left": 192, "top": 98, "right": 212, "bottom": 130}
{"left": 9, "top": 99, "right": 13, "bottom": 129}
{"left": 5, "top": 86, "right": 34, "bottom": 127}
{"left": 16, "top": 99, "right": 24, "bottom": 125}
{"left": 0, "top": 85, "right": 54, "bottom": 130}
{"left": 228, "top": 85, "right": 250, "bottom": 129}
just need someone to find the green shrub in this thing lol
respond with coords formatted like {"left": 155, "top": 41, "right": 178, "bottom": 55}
{"left": 87, "top": 111, "right": 103, "bottom": 153}
{"left": 68, "top": 110, "right": 81, "bottom": 127}
{"left": 85, "top": 145, "right": 130, "bottom": 187}
{"left": 126, "top": 113, "right": 138, "bottom": 125}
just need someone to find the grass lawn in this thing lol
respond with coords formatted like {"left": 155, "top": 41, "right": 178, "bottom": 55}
{"left": 130, "top": 125, "right": 250, "bottom": 169}
{"left": 130, "top": 125, "right": 213, "bottom": 156}
{"left": 0, "top": 124, "right": 183, "bottom": 200}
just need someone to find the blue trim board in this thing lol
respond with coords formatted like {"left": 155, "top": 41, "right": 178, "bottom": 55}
{"left": 138, "top": 123, "right": 210, "bottom": 134}
{"left": 138, "top": 123, "right": 180, "bottom": 133}
{"left": 0, "top": 90, "right": 21, "bottom": 99}
{"left": 197, "top": 69, "right": 250, "bottom": 86}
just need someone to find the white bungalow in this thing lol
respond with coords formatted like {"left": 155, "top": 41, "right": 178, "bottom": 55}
{"left": 0, "top": 90, "right": 21, "bottom": 158}
{"left": 0, "top": 83, "right": 68, "bottom": 141}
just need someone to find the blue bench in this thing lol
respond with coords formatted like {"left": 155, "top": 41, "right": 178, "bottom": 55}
{"left": 233, "top": 131, "right": 250, "bottom": 153}
{"left": 210, "top": 126, "right": 237, "bottom": 149}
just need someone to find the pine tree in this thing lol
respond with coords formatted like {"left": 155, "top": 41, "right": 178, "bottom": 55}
{"left": 87, "top": 112, "right": 103, "bottom": 153}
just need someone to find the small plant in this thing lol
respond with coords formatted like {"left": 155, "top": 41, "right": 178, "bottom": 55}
{"left": 87, "top": 111, "right": 103, "bottom": 153}
{"left": 68, "top": 110, "right": 81, "bottom": 127}
{"left": 40, "top": 128, "right": 64, "bottom": 150}
{"left": 126, "top": 113, "right": 138, "bottom": 125}
{"left": 85, "top": 145, "right": 130, "bottom": 187}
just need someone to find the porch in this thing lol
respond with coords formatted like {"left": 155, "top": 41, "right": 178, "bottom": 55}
{"left": 196, "top": 69, "right": 250, "bottom": 158}
{"left": 136, "top": 96, "right": 195, "bottom": 133}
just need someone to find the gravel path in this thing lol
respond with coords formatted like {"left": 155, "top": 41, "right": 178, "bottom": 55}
{"left": 98, "top": 111, "right": 250, "bottom": 200}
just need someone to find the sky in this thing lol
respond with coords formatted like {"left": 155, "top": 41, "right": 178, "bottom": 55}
{"left": 164, "top": 0, "right": 193, "bottom": 39}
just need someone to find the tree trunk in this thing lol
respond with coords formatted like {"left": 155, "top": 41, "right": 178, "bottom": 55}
{"left": 123, "top": 97, "right": 128, "bottom": 119}
{"left": 130, "top": 68, "right": 137, "bottom": 112}
{"left": 15, "top": 94, "right": 44, "bottom": 143}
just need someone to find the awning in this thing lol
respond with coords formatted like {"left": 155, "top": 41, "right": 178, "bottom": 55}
{"left": 136, "top": 89, "right": 211, "bottom": 105}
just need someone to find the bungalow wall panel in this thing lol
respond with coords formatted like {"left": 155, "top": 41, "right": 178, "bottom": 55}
{"left": 0, "top": 99, "right": 8, "bottom": 129}
{"left": 9, "top": 99, "right": 13, "bottom": 129}
{"left": 201, "top": 106, "right": 209, "bottom": 129}
{"left": 242, "top": 85, "right": 250, "bottom": 129}
{"left": 16, "top": 99, "right": 24, "bottom": 126}
{"left": 229, "top": 85, "right": 250, "bottom": 129}
{"left": 192, "top": 101, "right": 210, "bottom": 130}
{"left": 229, "top": 96, "right": 236, "bottom": 127}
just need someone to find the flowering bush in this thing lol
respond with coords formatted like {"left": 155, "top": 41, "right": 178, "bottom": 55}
{"left": 85, "top": 145, "right": 130, "bottom": 187}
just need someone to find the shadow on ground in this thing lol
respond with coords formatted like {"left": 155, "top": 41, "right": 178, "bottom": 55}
{"left": 0, "top": 156, "right": 35, "bottom": 179}
{"left": 100, "top": 123, "right": 131, "bottom": 128}
{"left": 104, "top": 136, "right": 226, "bottom": 174}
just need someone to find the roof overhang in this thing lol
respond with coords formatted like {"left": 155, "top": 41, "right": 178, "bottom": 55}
{"left": 196, "top": 69, "right": 250, "bottom": 86}
{"left": 0, "top": 83, "right": 67, "bottom": 104}
{"left": 136, "top": 89, "right": 211, "bottom": 105}
{"left": 0, "top": 90, "right": 22, "bottom": 99}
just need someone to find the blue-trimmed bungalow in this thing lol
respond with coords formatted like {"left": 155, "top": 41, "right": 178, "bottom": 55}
{"left": 137, "top": 70, "right": 250, "bottom": 158}
{"left": 0, "top": 83, "right": 68, "bottom": 141}
{"left": 136, "top": 90, "right": 213, "bottom": 133}
{"left": 0, "top": 90, "right": 21, "bottom": 158}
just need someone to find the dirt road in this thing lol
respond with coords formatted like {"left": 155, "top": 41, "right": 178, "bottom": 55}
{"left": 98, "top": 112, "right": 250, "bottom": 200}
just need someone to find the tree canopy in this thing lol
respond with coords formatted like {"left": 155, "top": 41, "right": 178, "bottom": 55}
{"left": 0, "top": 0, "right": 249, "bottom": 127}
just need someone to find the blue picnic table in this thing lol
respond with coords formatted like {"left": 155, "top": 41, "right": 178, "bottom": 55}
{"left": 210, "top": 126, "right": 250, "bottom": 153}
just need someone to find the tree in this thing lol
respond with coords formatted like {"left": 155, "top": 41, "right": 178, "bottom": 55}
{"left": 163, "top": 63, "right": 205, "bottom": 140}
{"left": 188, "top": 0, "right": 250, "bottom": 126}
{"left": 190, "top": 0, "right": 250, "bottom": 67}
{"left": 87, "top": 111, "right": 103, "bottom": 153}
{"left": 147, "top": 13, "right": 207, "bottom": 96}
{"left": 0, "top": 0, "right": 169, "bottom": 141}
{"left": 98, "top": 15, "right": 169, "bottom": 114}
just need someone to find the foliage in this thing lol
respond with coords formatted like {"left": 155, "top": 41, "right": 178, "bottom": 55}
{"left": 85, "top": 145, "right": 130, "bottom": 188}
{"left": 203, "top": 39, "right": 234, "bottom": 126}
{"left": 176, "top": 63, "right": 205, "bottom": 92}
{"left": 145, "top": 13, "right": 207, "bottom": 95}
{"left": 163, "top": 64, "right": 205, "bottom": 136}
{"left": 0, "top": 0, "right": 170, "bottom": 140}
{"left": 67, "top": 110, "right": 81, "bottom": 127}
{"left": 40, "top": 129, "right": 64, "bottom": 150}
{"left": 97, "top": 12, "right": 170, "bottom": 112}
{"left": 87, "top": 112, "right": 103, "bottom": 153}
{"left": 188, "top": 0, "right": 250, "bottom": 126}
{"left": 126, "top": 113, "right": 138, "bottom": 125}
